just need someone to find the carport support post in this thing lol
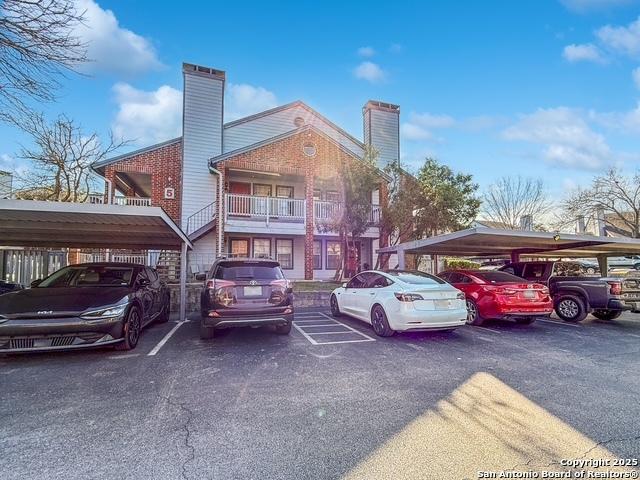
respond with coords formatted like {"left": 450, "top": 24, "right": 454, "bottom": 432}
{"left": 397, "top": 248, "right": 406, "bottom": 270}
{"left": 179, "top": 242, "right": 187, "bottom": 322}
{"left": 597, "top": 254, "right": 609, "bottom": 276}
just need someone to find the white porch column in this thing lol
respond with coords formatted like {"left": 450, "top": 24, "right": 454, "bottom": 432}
{"left": 397, "top": 248, "right": 406, "bottom": 270}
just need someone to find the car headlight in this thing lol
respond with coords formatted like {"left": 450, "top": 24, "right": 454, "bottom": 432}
{"left": 81, "top": 304, "right": 127, "bottom": 320}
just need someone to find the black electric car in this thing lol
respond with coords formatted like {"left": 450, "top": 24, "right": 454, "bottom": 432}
{"left": 0, "top": 263, "right": 170, "bottom": 353}
{"left": 197, "top": 258, "right": 294, "bottom": 339}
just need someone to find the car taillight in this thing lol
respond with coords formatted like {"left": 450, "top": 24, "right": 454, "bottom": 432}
{"left": 486, "top": 286, "right": 517, "bottom": 295}
{"left": 608, "top": 281, "right": 622, "bottom": 296}
{"left": 394, "top": 292, "right": 424, "bottom": 302}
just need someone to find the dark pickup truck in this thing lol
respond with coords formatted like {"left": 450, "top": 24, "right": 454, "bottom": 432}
{"left": 499, "top": 261, "right": 628, "bottom": 322}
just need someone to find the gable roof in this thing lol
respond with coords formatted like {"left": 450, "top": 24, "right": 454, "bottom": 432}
{"left": 92, "top": 137, "right": 182, "bottom": 173}
{"left": 224, "top": 100, "right": 365, "bottom": 149}
{"left": 93, "top": 100, "right": 365, "bottom": 172}
{"left": 209, "top": 124, "right": 390, "bottom": 181}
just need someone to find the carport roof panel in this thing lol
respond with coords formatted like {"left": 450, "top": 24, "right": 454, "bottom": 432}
{"left": 377, "top": 227, "right": 640, "bottom": 258}
{"left": 0, "top": 199, "right": 192, "bottom": 250}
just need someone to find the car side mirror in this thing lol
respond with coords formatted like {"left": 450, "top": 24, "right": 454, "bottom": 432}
{"left": 138, "top": 278, "right": 150, "bottom": 288}
{"left": 342, "top": 282, "right": 347, "bottom": 288}
{"left": 195, "top": 273, "right": 206, "bottom": 281}
{"left": 30, "top": 279, "right": 42, "bottom": 288}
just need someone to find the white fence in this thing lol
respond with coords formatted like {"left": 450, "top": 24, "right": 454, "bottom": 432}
{"left": 1, "top": 249, "right": 66, "bottom": 285}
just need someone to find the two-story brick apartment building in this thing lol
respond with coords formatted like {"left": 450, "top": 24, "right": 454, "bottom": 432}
{"left": 93, "top": 63, "right": 401, "bottom": 280}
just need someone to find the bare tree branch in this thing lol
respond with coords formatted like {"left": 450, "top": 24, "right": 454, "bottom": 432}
{"left": 13, "top": 113, "right": 128, "bottom": 201}
{"left": 482, "top": 176, "right": 553, "bottom": 230}
{"left": 0, "top": 0, "right": 87, "bottom": 123}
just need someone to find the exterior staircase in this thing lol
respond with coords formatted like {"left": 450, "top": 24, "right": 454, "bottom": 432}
{"left": 185, "top": 201, "right": 217, "bottom": 241}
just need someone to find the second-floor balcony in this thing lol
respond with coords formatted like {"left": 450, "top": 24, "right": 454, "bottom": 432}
{"left": 225, "top": 193, "right": 381, "bottom": 226}
{"left": 87, "top": 194, "right": 152, "bottom": 207}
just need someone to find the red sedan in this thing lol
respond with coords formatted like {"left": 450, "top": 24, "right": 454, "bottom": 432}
{"left": 437, "top": 270, "right": 553, "bottom": 326}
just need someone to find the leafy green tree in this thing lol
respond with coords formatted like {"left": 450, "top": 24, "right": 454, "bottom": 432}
{"left": 317, "top": 146, "right": 381, "bottom": 280}
{"left": 414, "top": 158, "right": 481, "bottom": 237}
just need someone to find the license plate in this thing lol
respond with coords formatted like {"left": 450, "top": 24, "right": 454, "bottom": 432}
{"left": 243, "top": 286, "right": 262, "bottom": 296}
{"left": 523, "top": 290, "right": 535, "bottom": 299}
{"left": 435, "top": 299, "right": 452, "bottom": 309}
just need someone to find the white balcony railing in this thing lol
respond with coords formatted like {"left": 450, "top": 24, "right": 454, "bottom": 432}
{"left": 78, "top": 252, "right": 148, "bottom": 264}
{"left": 314, "top": 200, "right": 341, "bottom": 221}
{"left": 313, "top": 201, "right": 381, "bottom": 225}
{"left": 226, "top": 194, "right": 305, "bottom": 223}
{"left": 87, "top": 194, "right": 151, "bottom": 206}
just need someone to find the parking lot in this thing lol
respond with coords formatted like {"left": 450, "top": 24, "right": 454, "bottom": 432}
{"left": 1, "top": 309, "right": 640, "bottom": 480}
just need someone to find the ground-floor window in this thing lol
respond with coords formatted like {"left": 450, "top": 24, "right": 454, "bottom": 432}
{"left": 326, "top": 241, "right": 341, "bottom": 270}
{"left": 313, "top": 240, "right": 322, "bottom": 269}
{"left": 253, "top": 238, "right": 271, "bottom": 259}
{"left": 276, "top": 239, "right": 293, "bottom": 269}
{"left": 230, "top": 238, "right": 249, "bottom": 257}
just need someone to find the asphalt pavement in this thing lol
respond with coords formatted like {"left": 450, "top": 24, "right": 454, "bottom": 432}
{"left": 1, "top": 309, "right": 639, "bottom": 480}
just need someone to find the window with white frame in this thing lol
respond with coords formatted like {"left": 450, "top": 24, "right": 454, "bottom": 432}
{"left": 313, "top": 240, "right": 322, "bottom": 270}
{"left": 326, "top": 241, "right": 341, "bottom": 270}
{"left": 253, "top": 238, "right": 271, "bottom": 259}
{"left": 276, "top": 239, "right": 293, "bottom": 269}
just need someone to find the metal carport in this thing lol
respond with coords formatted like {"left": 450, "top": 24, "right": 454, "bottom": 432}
{"left": 0, "top": 199, "right": 192, "bottom": 320}
{"left": 377, "top": 226, "right": 640, "bottom": 273}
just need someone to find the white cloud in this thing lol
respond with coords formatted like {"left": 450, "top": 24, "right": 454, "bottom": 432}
{"left": 560, "top": 0, "right": 636, "bottom": 12}
{"left": 563, "top": 43, "right": 606, "bottom": 63}
{"left": 111, "top": 81, "right": 278, "bottom": 145}
{"left": 389, "top": 43, "right": 403, "bottom": 54}
{"left": 633, "top": 67, "right": 640, "bottom": 88}
{"left": 401, "top": 112, "right": 455, "bottom": 141}
{"left": 357, "top": 46, "right": 376, "bottom": 57}
{"left": 596, "top": 16, "right": 640, "bottom": 57}
{"left": 112, "top": 83, "right": 182, "bottom": 145}
{"left": 225, "top": 84, "right": 278, "bottom": 121}
{"left": 353, "top": 61, "right": 386, "bottom": 83}
{"left": 502, "top": 107, "right": 612, "bottom": 170}
{"left": 591, "top": 102, "right": 640, "bottom": 133}
{"left": 74, "top": 0, "right": 162, "bottom": 75}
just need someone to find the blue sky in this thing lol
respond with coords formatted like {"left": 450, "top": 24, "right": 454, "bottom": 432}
{"left": 2, "top": 0, "right": 640, "bottom": 199}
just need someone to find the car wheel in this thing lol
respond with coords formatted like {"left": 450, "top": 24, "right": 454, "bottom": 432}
{"left": 465, "top": 299, "right": 485, "bottom": 326}
{"left": 370, "top": 305, "right": 395, "bottom": 337}
{"left": 199, "top": 319, "right": 215, "bottom": 340}
{"left": 115, "top": 306, "right": 141, "bottom": 350}
{"left": 592, "top": 309, "right": 622, "bottom": 321}
{"left": 275, "top": 321, "right": 292, "bottom": 335}
{"left": 586, "top": 267, "right": 596, "bottom": 275}
{"left": 634, "top": 263, "right": 640, "bottom": 271}
{"left": 330, "top": 294, "right": 342, "bottom": 317}
{"left": 554, "top": 295, "right": 587, "bottom": 323}
{"left": 515, "top": 317, "right": 536, "bottom": 325}
{"left": 157, "top": 296, "right": 170, "bottom": 323}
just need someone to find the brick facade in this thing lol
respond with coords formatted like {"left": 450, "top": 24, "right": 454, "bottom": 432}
{"left": 103, "top": 140, "right": 183, "bottom": 224}
{"left": 220, "top": 128, "right": 387, "bottom": 279}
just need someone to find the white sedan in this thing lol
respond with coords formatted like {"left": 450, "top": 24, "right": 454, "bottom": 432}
{"left": 330, "top": 270, "right": 467, "bottom": 336}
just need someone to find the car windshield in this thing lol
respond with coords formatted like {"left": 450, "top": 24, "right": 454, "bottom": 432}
{"left": 474, "top": 271, "right": 526, "bottom": 283}
{"left": 37, "top": 266, "right": 135, "bottom": 288}
{"left": 214, "top": 262, "right": 284, "bottom": 280}
{"left": 386, "top": 270, "right": 445, "bottom": 285}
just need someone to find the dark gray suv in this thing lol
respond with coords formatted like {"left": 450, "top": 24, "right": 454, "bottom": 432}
{"left": 196, "top": 258, "right": 294, "bottom": 339}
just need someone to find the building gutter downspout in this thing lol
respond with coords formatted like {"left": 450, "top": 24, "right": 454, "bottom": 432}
{"left": 210, "top": 164, "right": 224, "bottom": 256}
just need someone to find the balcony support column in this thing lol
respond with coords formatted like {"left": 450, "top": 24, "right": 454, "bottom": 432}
{"left": 378, "top": 181, "right": 390, "bottom": 270}
{"left": 304, "top": 161, "right": 315, "bottom": 280}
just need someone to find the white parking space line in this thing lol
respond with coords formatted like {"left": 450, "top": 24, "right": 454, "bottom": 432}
{"left": 147, "top": 320, "right": 189, "bottom": 356}
{"left": 537, "top": 318, "right": 580, "bottom": 328}
{"left": 474, "top": 325, "right": 503, "bottom": 334}
{"left": 292, "top": 323, "right": 319, "bottom": 345}
{"left": 292, "top": 312, "right": 376, "bottom": 345}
